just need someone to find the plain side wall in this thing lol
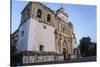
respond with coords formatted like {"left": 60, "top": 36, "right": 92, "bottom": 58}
{"left": 27, "top": 18, "right": 56, "bottom": 52}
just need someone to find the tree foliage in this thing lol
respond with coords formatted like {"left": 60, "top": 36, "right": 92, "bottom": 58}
{"left": 11, "top": 34, "right": 22, "bottom": 66}
{"left": 79, "top": 36, "right": 96, "bottom": 57}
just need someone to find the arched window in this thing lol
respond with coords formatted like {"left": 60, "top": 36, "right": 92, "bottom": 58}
{"left": 47, "top": 14, "right": 51, "bottom": 22}
{"left": 21, "top": 30, "right": 24, "bottom": 37}
{"left": 37, "top": 9, "right": 42, "bottom": 18}
{"left": 39, "top": 45, "right": 44, "bottom": 51}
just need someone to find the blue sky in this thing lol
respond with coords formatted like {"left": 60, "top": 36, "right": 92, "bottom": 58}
{"left": 12, "top": 1, "right": 96, "bottom": 45}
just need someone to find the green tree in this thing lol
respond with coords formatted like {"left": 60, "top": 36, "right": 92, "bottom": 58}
{"left": 11, "top": 34, "right": 22, "bottom": 66}
{"left": 79, "top": 36, "right": 96, "bottom": 57}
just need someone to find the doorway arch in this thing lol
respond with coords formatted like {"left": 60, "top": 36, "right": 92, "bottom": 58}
{"left": 62, "top": 40, "right": 68, "bottom": 61}
{"left": 62, "top": 40, "right": 68, "bottom": 53}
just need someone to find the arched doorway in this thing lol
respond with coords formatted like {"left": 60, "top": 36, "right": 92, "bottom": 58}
{"left": 62, "top": 48, "right": 66, "bottom": 61}
{"left": 39, "top": 45, "right": 44, "bottom": 52}
{"left": 62, "top": 40, "right": 68, "bottom": 61}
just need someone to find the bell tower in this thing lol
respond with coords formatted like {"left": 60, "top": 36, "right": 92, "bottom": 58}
{"left": 56, "top": 7, "right": 68, "bottom": 22}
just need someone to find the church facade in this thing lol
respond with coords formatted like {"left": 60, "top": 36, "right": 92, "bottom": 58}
{"left": 12, "top": 2, "right": 79, "bottom": 64}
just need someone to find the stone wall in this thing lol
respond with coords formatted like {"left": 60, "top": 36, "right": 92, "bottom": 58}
{"left": 19, "top": 51, "right": 63, "bottom": 65}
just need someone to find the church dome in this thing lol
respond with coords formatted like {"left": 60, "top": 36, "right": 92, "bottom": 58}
{"left": 56, "top": 7, "right": 68, "bottom": 17}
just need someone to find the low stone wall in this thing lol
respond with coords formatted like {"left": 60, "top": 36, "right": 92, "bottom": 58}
{"left": 19, "top": 51, "right": 63, "bottom": 64}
